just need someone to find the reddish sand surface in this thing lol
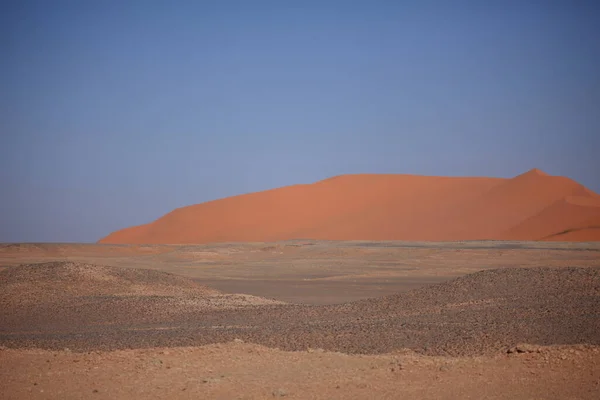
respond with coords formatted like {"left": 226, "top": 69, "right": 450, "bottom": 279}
{"left": 99, "top": 169, "right": 600, "bottom": 244}
{"left": 3, "top": 344, "right": 599, "bottom": 400}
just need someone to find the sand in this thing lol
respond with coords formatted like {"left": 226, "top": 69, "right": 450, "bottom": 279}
{"left": 99, "top": 169, "right": 600, "bottom": 244}
{"left": 2, "top": 343, "right": 599, "bottom": 400}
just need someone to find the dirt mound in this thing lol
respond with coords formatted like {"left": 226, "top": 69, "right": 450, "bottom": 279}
{"left": 0, "top": 262, "right": 284, "bottom": 332}
{"left": 0, "top": 243, "right": 51, "bottom": 254}
{"left": 367, "top": 266, "right": 600, "bottom": 306}
{"left": 266, "top": 266, "right": 600, "bottom": 355}
{"left": 0, "top": 261, "right": 220, "bottom": 302}
{"left": 99, "top": 169, "right": 600, "bottom": 244}
{"left": 1, "top": 266, "right": 598, "bottom": 356}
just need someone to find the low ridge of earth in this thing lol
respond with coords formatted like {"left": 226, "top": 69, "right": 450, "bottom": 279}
{"left": 2, "top": 241, "right": 600, "bottom": 305}
{"left": 2, "top": 262, "right": 598, "bottom": 356}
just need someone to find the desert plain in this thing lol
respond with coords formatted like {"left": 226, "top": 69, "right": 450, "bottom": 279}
{"left": 1, "top": 240, "right": 600, "bottom": 399}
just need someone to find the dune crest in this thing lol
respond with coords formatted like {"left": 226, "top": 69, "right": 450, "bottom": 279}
{"left": 99, "top": 169, "right": 600, "bottom": 243}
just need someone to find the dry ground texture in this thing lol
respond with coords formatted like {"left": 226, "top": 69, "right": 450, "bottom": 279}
{"left": 1, "top": 241, "right": 600, "bottom": 399}
{"left": 3, "top": 343, "right": 599, "bottom": 400}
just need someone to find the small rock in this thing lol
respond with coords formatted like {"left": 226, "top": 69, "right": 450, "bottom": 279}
{"left": 233, "top": 338, "right": 244, "bottom": 343}
{"left": 508, "top": 344, "right": 540, "bottom": 354}
{"left": 389, "top": 360, "right": 404, "bottom": 370}
{"left": 307, "top": 347, "right": 324, "bottom": 353}
{"left": 93, "top": 389, "right": 99, "bottom": 393}
{"left": 272, "top": 388, "right": 287, "bottom": 397}
{"left": 439, "top": 365, "right": 450, "bottom": 372}
{"left": 516, "top": 344, "right": 540, "bottom": 353}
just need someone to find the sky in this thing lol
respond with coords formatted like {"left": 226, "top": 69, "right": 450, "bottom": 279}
{"left": 1, "top": 0, "right": 599, "bottom": 242}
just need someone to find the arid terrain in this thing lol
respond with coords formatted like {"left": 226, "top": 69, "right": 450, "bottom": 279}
{"left": 1, "top": 241, "right": 599, "bottom": 399}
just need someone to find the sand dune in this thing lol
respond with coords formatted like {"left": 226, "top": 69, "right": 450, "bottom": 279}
{"left": 0, "top": 261, "right": 219, "bottom": 302}
{"left": 99, "top": 169, "right": 600, "bottom": 244}
{"left": 502, "top": 195, "right": 600, "bottom": 241}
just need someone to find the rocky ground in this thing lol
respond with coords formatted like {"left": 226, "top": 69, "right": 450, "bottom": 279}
{"left": 1, "top": 262, "right": 599, "bottom": 356}
{"left": 1, "top": 242, "right": 599, "bottom": 399}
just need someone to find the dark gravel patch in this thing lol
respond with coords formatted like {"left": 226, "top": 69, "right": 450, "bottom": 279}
{"left": 1, "top": 262, "right": 598, "bottom": 356}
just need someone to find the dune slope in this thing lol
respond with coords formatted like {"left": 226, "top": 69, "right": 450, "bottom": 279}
{"left": 99, "top": 169, "right": 600, "bottom": 243}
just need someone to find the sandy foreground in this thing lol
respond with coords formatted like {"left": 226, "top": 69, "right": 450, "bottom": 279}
{"left": 2, "top": 343, "right": 599, "bottom": 400}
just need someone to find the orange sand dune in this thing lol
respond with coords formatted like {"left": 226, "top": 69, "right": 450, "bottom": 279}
{"left": 502, "top": 195, "right": 600, "bottom": 241}
{"left": 99, "top": 169, "right": 600, "bottom": 244}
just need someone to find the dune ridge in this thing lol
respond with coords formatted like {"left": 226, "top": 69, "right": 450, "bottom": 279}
{"left": 99, "top": 169, "right": 600, "bottom": 244}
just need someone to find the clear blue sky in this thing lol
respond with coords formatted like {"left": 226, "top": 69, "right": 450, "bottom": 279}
{"left": 1, "top": 1, "right": 599, "bottom": 242}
